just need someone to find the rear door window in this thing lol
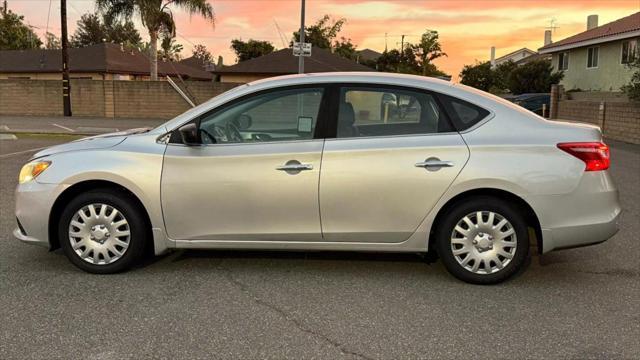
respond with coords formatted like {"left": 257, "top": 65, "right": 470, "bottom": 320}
{"left": 336, "top": 86, "right": 454, "bottom": 138}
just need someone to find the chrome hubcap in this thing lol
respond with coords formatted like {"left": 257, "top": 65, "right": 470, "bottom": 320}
{"left": 68, "top": 204, "right": 130, "bottom": 265}
{"left": 450, "top": 211, "right": 517, "bottom": 275}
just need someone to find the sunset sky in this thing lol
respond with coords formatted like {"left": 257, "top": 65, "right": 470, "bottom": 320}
{"left": 9, "top": 0, "right": 640, "bottom": 79}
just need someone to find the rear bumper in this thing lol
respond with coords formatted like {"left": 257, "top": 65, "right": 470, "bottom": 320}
{"left": 541, "top": 208, "right": 620, "bottom": 252}
{"left": 527, "top": 170, "right": 621, "bottom": 253}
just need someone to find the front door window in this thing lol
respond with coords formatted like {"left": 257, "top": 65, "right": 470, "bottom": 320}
{"left": 199, "top": 87, "right": 325, "bottom": 144}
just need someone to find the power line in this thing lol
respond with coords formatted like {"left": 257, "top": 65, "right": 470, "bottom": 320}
{"left": 44, "top": 0, "right": 52, "bottom": 35}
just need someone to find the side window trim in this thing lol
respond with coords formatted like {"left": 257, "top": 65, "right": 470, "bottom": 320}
{"left": 327, "top": 83, "right": 456, "bottom": 139}
{"left": 168, "top": 84, "right": 331, "bottom": 145}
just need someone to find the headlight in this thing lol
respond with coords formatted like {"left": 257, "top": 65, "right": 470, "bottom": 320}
{"left": 18, "top": 161, "right": 51, "bottom": 184}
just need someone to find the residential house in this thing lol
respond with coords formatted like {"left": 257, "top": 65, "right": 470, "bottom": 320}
{"left": 356, "top": 48, "right": 382, "bottom": 63}
{"left": 0, "top": 43, "right": 213, "bottom": 81}
{"left": 491, "top": 47, "right": 538, "bottom": 68}
{"left": 213, "top": 47, "right": 374, "bottom": 83}
{"left": 538, "top": 12, "right": 639, "bottom": 91}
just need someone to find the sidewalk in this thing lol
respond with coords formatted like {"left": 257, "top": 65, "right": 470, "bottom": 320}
{"left": 0, "top": 115, "right": 166, "bottom": 135}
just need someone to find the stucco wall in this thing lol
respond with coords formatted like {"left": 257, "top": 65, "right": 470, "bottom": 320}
{"left": 0, "top": 79, "right": 239, "bottom": 119}
{"left": 550, "top": 38, "right": 637, "bottom": 91}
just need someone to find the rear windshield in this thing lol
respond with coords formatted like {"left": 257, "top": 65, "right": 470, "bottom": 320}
{"left": 438, "top": 94, "right": 490, "bottom": 131}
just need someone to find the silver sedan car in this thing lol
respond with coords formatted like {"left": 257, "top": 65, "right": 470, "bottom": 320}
{"left": 14, "top": 73, "right": 620, "bottom": 284}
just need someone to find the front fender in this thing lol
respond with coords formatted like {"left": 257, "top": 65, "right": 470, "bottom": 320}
{"left": 35, "top": 135, "right": 171, "bottom": 254}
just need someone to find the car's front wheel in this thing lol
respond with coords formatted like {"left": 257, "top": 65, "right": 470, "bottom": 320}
{"left": 58, "top": 189, "right": 147, "bottom": 274}
{"left": 435, "top": 196, "right": 529, "bottom": 284}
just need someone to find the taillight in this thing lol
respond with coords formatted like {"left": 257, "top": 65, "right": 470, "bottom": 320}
{"left": 557, "top": 142, "right": 610, "bottom": 171}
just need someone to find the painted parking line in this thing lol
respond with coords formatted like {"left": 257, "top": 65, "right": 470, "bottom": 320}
{"left": 52, "top": 123, "right": 76, "bottom": 132}
{"left": 0, "top": 146, "right": 50, "bottom": 159}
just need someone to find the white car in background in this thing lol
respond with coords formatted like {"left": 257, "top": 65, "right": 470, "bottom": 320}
{"left": 15, "top": 73, "right": 620, "bottom": 284}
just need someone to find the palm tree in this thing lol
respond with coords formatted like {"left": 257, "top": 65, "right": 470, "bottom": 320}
{"left": 96, "top": 0, "right": 214, "bottom": 80}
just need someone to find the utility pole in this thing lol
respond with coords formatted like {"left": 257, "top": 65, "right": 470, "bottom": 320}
{"left": 384, "top": 32, "right": 388, "bottom": 52}
{"left": 3, "top": 1, "right": 7, "bottom": 16}
{"left": 298, "top": 0, "right": 305, "bottom": 74}
{"left": 61, "top": 0, "right": 71, "bottom": 116}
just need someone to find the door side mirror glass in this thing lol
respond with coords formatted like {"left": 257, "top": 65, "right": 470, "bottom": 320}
{"left": 178, "top": 123, "right": 199, "bottom": 145}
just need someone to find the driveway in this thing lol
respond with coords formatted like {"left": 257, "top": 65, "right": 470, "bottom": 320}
{"left": 1, "top": 134, "right": 638, "bottom": 359}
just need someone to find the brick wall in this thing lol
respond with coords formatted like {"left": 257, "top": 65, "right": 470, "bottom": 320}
{"left": 556, "top": 99, "right": 640, "bottom": 144}
{"left": 0, "top": 79, "right": 63, "bottom": 116}
{"left": 556, "top": 100, "right": 601, "bottom": 126}
{"left": 603, "top": 102, "right": 640, "bottom": 144}
{"left": 0, "top": 79, "right": 238, "bottom": 119}
{"left": 71, "top": 79, "right": 106, "bottom": 117}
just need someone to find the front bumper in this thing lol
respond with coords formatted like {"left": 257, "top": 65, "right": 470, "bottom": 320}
{"left": 13, "top": 227, "right": 48, "bottom": 247}
{"left": 14, "top": 181, "right": 66, "bottom": 249}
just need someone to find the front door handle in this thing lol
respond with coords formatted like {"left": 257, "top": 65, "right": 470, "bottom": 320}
{"left": 415, "top": 158, "right": 454, "bottom": 169}
{"left": 276, "top": 161, "right": 313, "bottom": 172}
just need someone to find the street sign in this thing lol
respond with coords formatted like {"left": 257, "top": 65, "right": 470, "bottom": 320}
{"left": 293, "top": 42, "right": 312, "bottom": 57}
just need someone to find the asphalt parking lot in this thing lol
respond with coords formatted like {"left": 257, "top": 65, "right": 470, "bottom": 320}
{"left": 1, "top": 134, "right": 638, "bottom": 359}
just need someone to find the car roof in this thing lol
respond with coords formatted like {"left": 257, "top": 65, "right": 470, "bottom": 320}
{"left": 245, "top": 72, "right": 454, "bottom": 90}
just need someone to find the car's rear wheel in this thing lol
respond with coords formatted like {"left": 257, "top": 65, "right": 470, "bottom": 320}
{"left": 58, "top": 189, "right": 147, "bottom": 274}
{"left": 435, "top": 196, "right": 529, "bottom": 284}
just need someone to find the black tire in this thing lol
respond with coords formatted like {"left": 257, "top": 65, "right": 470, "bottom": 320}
{"left": 435, "top": 196, "right": 529, "bottom": 284}
{"left": 58, "top": 188, "right": 148, "bottom": 274}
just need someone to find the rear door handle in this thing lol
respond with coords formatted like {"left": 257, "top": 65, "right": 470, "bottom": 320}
{"left": 415, "top": 159, "right": 454, "bottom": 168}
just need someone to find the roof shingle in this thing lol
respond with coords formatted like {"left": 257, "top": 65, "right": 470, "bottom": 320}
{"left": 539, "top": 12, "right": 640, "bottom": 52}
{"left": 214, "top": 47, "right": 374, "bottom": 75}
{"left": 0, "top": 43, "right": 213, "bottom": 80}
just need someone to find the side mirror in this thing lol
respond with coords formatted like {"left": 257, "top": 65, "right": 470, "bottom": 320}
{"left": 178, "top": 123, "right": 199, "bottom": 145}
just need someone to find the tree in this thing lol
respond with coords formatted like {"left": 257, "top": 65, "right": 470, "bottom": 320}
{"left": 44, "top": 32, "right": 61, "bottom": 49}
{"left": 507, "top": 60, "right": 563, "bottom": 94}
{"left": 374, "top": 30, "right": 448, "bottom": 78}
{"left": 333, "top": 37, "right": 357, "bottom": 60}
{"left": 70, "top": 13, "right": 104, "bottom": 46}
{"left": 70, "top": 13, "right": 142, "bottom": 48}
{"left": 97, "top": 0, "right": 214, "bottom": 81}
{"left": 411, "top": 30, "right": 446, "bottom": 76}
{"left": 0, "top": 4, "right": 42, "bottom": 50}
{"left": 621, "top": 55, "right": 640, "bottom": 102}
{"left": 376, "top": 48, "right": 420, "bottom": 74}
{"left": 460, "top": 61, "right": 494, "bottom": 91}
{"left": 292, "top": 15, "right": 345, "bottom": 49}
{"left": 105, "top": 14, "right": 142, "bottom": 48}
{"left": 158, "top": 35, "right": 183, "bottom": 61}
{"left": 192, "top": 44, "right": 213, "bottom": 64}
{"left": 493, "top": 60, "right": 517, "bottom": 91}
{"left": 230, "top": 39, "right": 274, "bottom": 62}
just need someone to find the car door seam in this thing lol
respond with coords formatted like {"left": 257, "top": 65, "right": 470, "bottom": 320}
{"left": 317, "top": 139, "right": 326, "bottom": 239}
